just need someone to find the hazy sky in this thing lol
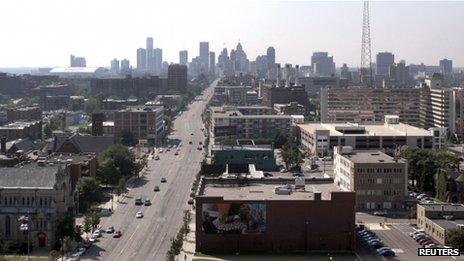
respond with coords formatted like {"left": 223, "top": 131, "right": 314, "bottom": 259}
{"left": 1, "top": 0, "right": 463, "bottom": 68}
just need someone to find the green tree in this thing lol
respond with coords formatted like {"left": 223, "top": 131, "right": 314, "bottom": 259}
{"left": 48, "top": 115, "right": 65, "bottom": 130}
{"left": 274, "top": 131, "right": 288, "bottom": 149}
{"left": 89, "top": 210, "right": 101, "bottom": 230}
{"left": 446, "top": 228, "right": 464, "bottom": 251}
{"left": 49, "top": 249, "right": 59, "bottom": 261}
{"left": 280, "top": 140, "right": 303, "bottom": 170}
{"left": 82, "top": 215, "right": 92, "bottom": 234}
{"left": 76, "top": 177, "right": 103, "bottom": 213}
{"left": 44, "top": 124, "right": 53, "bottom": 138}
{"left": 55, "top": 211, "right": 78, "bottom": 242}
{"left": 61, "top": 236, "right": 75, "bottom": 258}
{"left": 97, "top": 144, "right": 137, "bottom": 185}
{"left": 164, "top": 116, "right": 173, "bottom": 133}
{"left": 435, "top": 169, "right": 449, "bottom": 202}
{"left": 121, "top": 131, "right": 138, "bottom": 146}
{"left": 115, "top": 177, "right": 127, "bottom": 196}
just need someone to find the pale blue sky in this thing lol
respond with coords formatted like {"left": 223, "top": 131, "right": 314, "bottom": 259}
{"left": 1, "top": 0, "right": 462, "bottom": 68}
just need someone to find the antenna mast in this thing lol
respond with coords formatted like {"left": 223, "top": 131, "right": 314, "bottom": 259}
{"left": 361, "top": 1, "right": 373, "bottom": 88}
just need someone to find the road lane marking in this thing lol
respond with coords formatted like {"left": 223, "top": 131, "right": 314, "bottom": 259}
{"left": 118, "top": 221, "right": 142, "bottom": 255}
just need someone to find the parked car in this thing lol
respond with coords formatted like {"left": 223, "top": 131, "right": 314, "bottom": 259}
{"left": 113, "top": 230, "right": 122, "bottom": 238}
{"left": 154, "top": 155, "right": 160, "bottom": 160}
{"left": 89, "top": 235, "right": 98, "bottom": 243}
{"left": 373, "top": 211, "right": 388, "bottom": 216}
{"left": 161, "top": 177, "right": 167, "bottom": 183}
{"left": 105, "top": 226, "right": 114, "bottom": 233}
{"left": 174, "top": 151, "right": 179, "bottom": 156}
{"left": 136, "top": 211, "right": 144, "bottom": 218}
{"left": 154, "top": 186, "right": 160, "bottom": 192}
{"left": 144, "top": 199, "right": 151, "bottom": 206}
{"left": 425, "top": 243, "right": 436, "bottom": 248}
{"left": 92, "top": 229, "right": 101, "bottom": 238}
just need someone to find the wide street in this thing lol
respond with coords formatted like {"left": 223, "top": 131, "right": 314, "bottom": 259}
{"left": 82, "top": 80, "right": 216, "bottom": 261}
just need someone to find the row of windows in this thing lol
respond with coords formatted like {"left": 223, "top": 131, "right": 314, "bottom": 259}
{"left": 2, "top": 196, "right": 52, "bottom": 207}
{"left": 356, "top": 178, "right": 402, "bottom": 185}
{"left": 356, "top": 168, "right": 403, "bottom": 174}
{"left": 356, "top": 189, "right": 402, "bottom": 196}
{"left": 4, "top": 216, "right": 49, "bottom": 237}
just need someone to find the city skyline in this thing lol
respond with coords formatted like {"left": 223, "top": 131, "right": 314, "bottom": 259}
{"left": 1, "top": 0, "right": 463, "bottom": 68}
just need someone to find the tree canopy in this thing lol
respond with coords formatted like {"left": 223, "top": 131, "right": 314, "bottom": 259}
{"left": 446, "top": 228, "right": 464, "bottom": 251}
{"left": 280, "top": 140, "right": 303, "bottom": 170}
{"left": 76, "top": 177, "right": 103, "bottom": 213}
{"left": 97, "top": 144, "right": 138, "bottom": 185}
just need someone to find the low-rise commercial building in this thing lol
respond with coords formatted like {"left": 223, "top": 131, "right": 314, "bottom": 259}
{"left": 298, "top": 116, "right": 434, "bottom": 157}
{"left": 274, "top": 102, "right": 306, "bottom": 116}
{"left": 114, "top": 106, "right": 164, "bottom": 144}
{"left": 196, "top": 177, "right": 355, "bottom": 253}
{"left": 416, "top": 203, "right": 464, "bottom": 246}
{"left": 211, "top": 143, "right": 277, "bottom": 171}
{"left": 0, "top": 121, "right": 42, "bottom": 142}
{"left": 6, "top": 106, "right": 42, "bottom": 123}
{"left": 210, "top": 106, "right": 292, "bottom": 144}
{"left": 334, "top": 146, "right": 407, "bottom": 210}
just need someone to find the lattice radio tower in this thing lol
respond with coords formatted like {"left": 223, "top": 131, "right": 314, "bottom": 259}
{"left": 360, "top": 1, "right": 373, "bottom": 87}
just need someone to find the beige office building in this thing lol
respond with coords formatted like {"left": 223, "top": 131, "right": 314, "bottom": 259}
{"left": 334, "top": 146, "right": 407, "bottom": 210}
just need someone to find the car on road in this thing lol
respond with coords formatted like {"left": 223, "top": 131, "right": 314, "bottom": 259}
{"left": 199, "top": 141, "right": 203, "bottom": 145}
{"left": 105, "top": 226, "right": 114, "bottom": 233}
{"left": 161, "top": 177, "right": 167, "bottom": 183}
{"left": 279, "top": 168, "right": 287, "bottom": 173}
{"left": 154, "top": 186, "right": 160, "bottom": 192}
{"left": 144, "top": 199, "right": 151, "bottom": 206}
{"left": 174, "top": 151, "right": 179, "bottom": 155}
{"left": 292, "top": 173, "right": 304, "bottom": 177}
{"left": 197, "top": 146, "right": 203, "bottom": 150}
{"left": 188, "top": 198, "right": 194, "bottom": 205}
{"left": 159, "top": 149, "right": 163, "bottom": 153}
{"left": 136, "top": 211, "right": 144, "bottom": 218}
{"left": 154, "top": 155, "right": 160, "bottom": 160}
{"left": 167, "top": 148, "right": 171, "bottom": 152}
{"left": 135, "top": 197, "right": 143, "bottom": 205}
{"left": 189, "top": 141, "right": 193, "bottom": 144}
{"left": 263, "top": 172, "right": 273, "bottom": 177}
{"left": 113, "top": 230, "right": 122, "bottom": 238}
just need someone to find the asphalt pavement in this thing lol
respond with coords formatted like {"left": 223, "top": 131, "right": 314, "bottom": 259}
{"left": 81, "top": 80, "right": 217, "bottom": 261}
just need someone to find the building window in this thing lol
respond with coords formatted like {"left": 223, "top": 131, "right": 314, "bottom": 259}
{"left": 5, "top": 216, "right": 11, "bottom": 237}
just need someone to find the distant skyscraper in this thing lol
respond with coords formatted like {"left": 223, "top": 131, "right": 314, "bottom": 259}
{"left": 70, "top": 55, "right": 86, "bottom": 67}
{"left": 209, "top": 52, "right": 216, "bottom": 74}
{"left": 179, "top": 50, "right": 188, "bottom": 65}
{"left": 376, "top": 52, "right": 395, "bottom": 76}
{"left": 440, "top": 59, "right": 453, "bottom": 74}
{"left": 311, "top": 52, "right": 335, "bottom": 76}
{"left": 110, "top": 59, "right": 120, "bottom": 74}
{"left": 120, "top": 59, "right": 130, "bottom": 74}
{"left": 146, "top": 37, "right": 155, "bottom": 72}
{"left": 154, "top": 48, "right": 163, "bottom": 74}
{"left": 266, "top": 47, "right": 276, "bottom": 80}
{"left": 136, "top": 48, "right": 147, "bottom": 71}
{"left": 199, "top": 42, "right": 209, "bottom": 73}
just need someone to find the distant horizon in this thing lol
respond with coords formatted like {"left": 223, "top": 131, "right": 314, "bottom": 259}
{"left": 1, "top": 0, "right": 463, "bottom": 68}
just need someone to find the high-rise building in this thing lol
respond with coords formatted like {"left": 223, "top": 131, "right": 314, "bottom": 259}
{"left": 439, "top": 59, "right": 453, "bottom": 74}
{"left": 110, "top": 59, "right": 120, "bottom": 74}
{"left": 266, "top": 47, "right": 276, "bottom": 80}
{"left": 70, "top": 55, "right": 86, "bottom": 67}
{"left": 136, "top": 48, "right": 147, "bottom": 71}
{"left": 199, "top": 42, "right": 209, "bottom": 73}
{"left": 209, "top": 52, "right": 216, "bottom": 74}
{"left": 146, "top": 37, "right": 155, "bottom": 72}
{"left": 376, "top": 52, "right": 395, "bottom": 76}
{"left": 179, "top": 50, "right": 188, "bottom": 65}
{"left": 154, "top": 48, "right": 163, "bottom": 74}
{"left": 168, "top": 64, "right": 188, "bottom": 92}
{"left": 311, "top": 52, "right": 335, "bottom": 76}
{"left": 120, "top": 59, "right": 130, "bottom": 74}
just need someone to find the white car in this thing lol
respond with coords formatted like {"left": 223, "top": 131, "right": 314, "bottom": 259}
{"left": 136, "top": 211, "right": 144, "bottom": 218}
{"left": 159, "top": 149, "right": 163, "bottom": 153}
{"left": 89, "top": 235, "right": 98, "bottom": 243}
{"left": 92, "top": 229, "right": 101, "bottom": 238}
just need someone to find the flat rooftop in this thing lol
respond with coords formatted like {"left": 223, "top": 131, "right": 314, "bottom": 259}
{"left": 212, "top": 144, "right": 273, "bottom": 151}
{"left": 298, "top": 122, "right": 432, "bottom": 137}
{"left": 341, "top": 150, "right": 405, "bottom": 164}
{"left": 430, "top": 219, "right": 464, "bottom": 230}
{"left": 420, "top": 203, "right": 464, "bottom": 212}
{"left": 200, "top": 178, "right": 342, "bottom": 201}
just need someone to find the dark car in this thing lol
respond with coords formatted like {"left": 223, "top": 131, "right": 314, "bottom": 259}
{"left": 154, "top": 186, "right": 160, "bottom": 192}
{"left": 263, "top": 172, "right": 273, "bottom": 177}
{"left": 144, "top": 199, "right": 151, "bottom": 206}
{"left": 135, "top": 198, "right": 143, "bottom": 205}
{"left": 113, "top": 231, "right": 122, "bottom": 238}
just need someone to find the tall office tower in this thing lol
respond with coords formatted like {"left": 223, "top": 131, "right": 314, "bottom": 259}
{"left": 154, "top": 48, "right": 163, "bottom": 74}
{"left": 168, "top": 64, "right": 188, "bottom": 92}
{"left": 146, "top": 37, "right": 155, "bottom": 72}
{"left": 136, "top": 48, "right": 147, "bottom": 71}
{"left": 199, "top": 42, "right": 209, "bottom": 72}
{"left": 70, "top": 55, "right": 86, "bottom": 67}
{"left": 209, "top": 52, "right": 216, "bottom": 74}
{"left": 110, "top": 59, "right": 120, "bottom": 74}
{"left": 311, "top": 52, "right": 335, "bottom": 76}
{"left": 179, "top": 50, "right": 188, "bottom": 65}
{"left": 120, "top": 59, "right": 130, "bottom": 74}
{"left": 266, "top": 46, "right": 276, "bottom": 80}
{"left": 440, "top": 59, "right": 453, "bottom": 74}
{"left": 376, "top": 52, "right": 395, "bottom": 76}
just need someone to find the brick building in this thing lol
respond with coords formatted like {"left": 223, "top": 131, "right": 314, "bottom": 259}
{"left": 114, "top": 106, "right": 164, "bottom": 144}
{"left": 196, "top": 177, "right": 356, "bottom": 253}
{"left": 0, "top": 121, "right": 42, "bottom": 141}
{"left": 6, "top": 106, "right": 42, "bottom": 123}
